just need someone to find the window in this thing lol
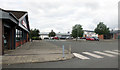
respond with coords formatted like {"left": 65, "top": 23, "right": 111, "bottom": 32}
{"left": 16, "top": 29, "right": 22, "bottom": 41}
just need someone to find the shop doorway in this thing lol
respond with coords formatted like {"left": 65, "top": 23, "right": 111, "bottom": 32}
{"left": 4, "top": 26, "right": 11, "bottom": 49}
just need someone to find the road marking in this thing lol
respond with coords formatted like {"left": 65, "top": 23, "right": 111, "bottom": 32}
{"left": 104, "top": 51, "right": 119, "bottom": 55}
{"left": 82, "top": 52, "right": 104, "bottom": 58}
{"left": 93, "top": 51, "right": 115, "bottom": 57}
{"left": 113, "top": 50, "right": 118, "bottom": 51}
{"left": 73, "top": 53, "right": 90, "bottom": 59}
{"left": 113, "top": 50, "right": 120, "bottom": 52}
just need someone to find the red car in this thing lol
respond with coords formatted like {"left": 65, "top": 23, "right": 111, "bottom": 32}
{"left": 52, "top": 37, "right": 59, "bottom": 40}
{"left": 86, "top": 37, "right": 94, "bottom": 41}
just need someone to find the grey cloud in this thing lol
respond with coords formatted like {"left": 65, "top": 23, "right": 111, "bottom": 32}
{"left": 0, "top": 0, "right": 119, "bottom": 33}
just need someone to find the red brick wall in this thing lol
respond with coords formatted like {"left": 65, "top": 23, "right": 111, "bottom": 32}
{"left": 16, "top": 40, "right": 26, "bottom": 47}
{"left": 16, "top": 41, "right": 21, "bottom": 47}
{"left": 98, "top": 35, "right": 104, "bottom": 39}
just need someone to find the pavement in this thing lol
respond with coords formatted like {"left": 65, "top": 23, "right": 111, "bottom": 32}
{"left": 2, "top": 40, "right": 74, "bottom": 65}
{"left": 3, "top": 40, "right": 118, "bottom": 68}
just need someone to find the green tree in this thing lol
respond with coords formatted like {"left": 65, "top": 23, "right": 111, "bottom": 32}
{"left": 29, "top": 28, "right": 40, "bottom": 40}
{"left": 94, "top": 22, "right": 110, "bottom": 35}
{"left": 72, "top": 24, "right": 84, "bottom": 41}
{"left": 48, "top": 30, "right": 56, "bottom": 37}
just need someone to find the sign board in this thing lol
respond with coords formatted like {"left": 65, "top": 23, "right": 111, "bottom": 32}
{"left": 22, "top": 20, "right": 27, "bottom": 28}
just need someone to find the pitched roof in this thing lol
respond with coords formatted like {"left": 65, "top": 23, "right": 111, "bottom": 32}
{"left": 5, "top": 10, "right": 27, "bottom": 19}
{"left": 0, "top": 8, "right": 27, "bottom": 20}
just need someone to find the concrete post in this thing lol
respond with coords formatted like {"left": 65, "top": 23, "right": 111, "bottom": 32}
{"left": 0, "top": 19, "right": 2, "bottom": 70}
{"left": 0, "top": 19, "right": 2, "bottom": 55}
{"left": 62, "top": 45, "right": 65, "bottom": 58}
{"left": 11, "top": 26, "right": 16, "bottom": 49}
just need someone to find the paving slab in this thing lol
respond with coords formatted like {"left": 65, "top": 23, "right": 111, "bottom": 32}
{"left": 2, "top": 40, "right": 74, "bottom": 65}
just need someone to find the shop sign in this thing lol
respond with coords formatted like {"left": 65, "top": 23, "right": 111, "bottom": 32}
{"left": 22, "top": 20, "right": 27, "bottom": 28}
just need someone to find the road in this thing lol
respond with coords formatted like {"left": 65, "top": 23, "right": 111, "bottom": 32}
{"left": 3, "top": 40, "right": 119, "bottom": 68}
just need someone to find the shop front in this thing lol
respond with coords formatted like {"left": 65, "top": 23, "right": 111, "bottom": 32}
{"left": 0, "top": 8, "right": 30, "bottom": 55}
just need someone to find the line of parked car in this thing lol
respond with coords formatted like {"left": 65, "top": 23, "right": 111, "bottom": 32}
{"left": 43, "top": 36, "right": 99, "bottom": 41}
{"left": 80, "top": 37, "right": 99, "bottom": 41}
{"left": 44, "top": 36, "right": 73, "bottom": 40}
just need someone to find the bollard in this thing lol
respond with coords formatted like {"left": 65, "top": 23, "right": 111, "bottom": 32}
{"left": 69, "top": 45, "right": 71, "bottom": 54}
{"left": 62, "top": 45, "right": 65, "bottom": 58}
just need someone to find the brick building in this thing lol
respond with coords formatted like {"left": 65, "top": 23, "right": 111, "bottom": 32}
{"left": 110, "top": 30, "right": 120, "bottom": 39}
{"left": 0, "top": 8, "right": 30, "bottom": 55}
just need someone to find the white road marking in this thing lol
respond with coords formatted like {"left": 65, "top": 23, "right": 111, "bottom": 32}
{"left": 93, "top": 51, "right": 115, "bottom": 57}
{"left": 104, "top": 51, "right": 119, "bottom": 55}
{"left": 73, "top": 53, "right": 90, "bottom": 59}
{"left": 113, "top": 50, "right": 118, "bottom": 51}
{"left": 82, "top": 52, "right": 104, "bottom": 58}
{"left": 113, "top": 50, "right": 120, "bottom": 52}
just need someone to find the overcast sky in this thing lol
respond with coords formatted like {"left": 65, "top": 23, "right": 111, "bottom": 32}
{"left": 0, "top": 0, "right": 119, "bottom": 33}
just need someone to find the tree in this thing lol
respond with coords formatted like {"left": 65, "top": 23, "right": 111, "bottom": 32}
{"left": 94, "top": 22, "right": 110, "bottom": 35}
{"left": 29, "top": 28, "right": 40, "bottom": 40}
{"left": 48, "top": 30, "right": 56, "bottom": 37}
{"left": 71, "top": 24, "right": 84, "bottom": 40}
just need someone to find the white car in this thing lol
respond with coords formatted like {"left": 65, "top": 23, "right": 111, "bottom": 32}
{"left": 66, "top": 36, "right": 73, "bottom": 39}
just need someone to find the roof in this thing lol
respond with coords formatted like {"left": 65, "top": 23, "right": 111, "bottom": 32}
{"left": 110, "top": 30, "right": 120, "bottom": 34}
{"left": 0, "top": 8, "right": 27, "bottom": 19}
{"left": 5, "top": 10, "right": 27, "bottom": 19}
{"left": 1, "top": 8, "right": 30, "bottom": 32}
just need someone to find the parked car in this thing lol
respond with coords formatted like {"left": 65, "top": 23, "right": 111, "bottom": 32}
{"left": 50, "top": 37, "right": 53, "bottom": 39}
{"left": 81, "top": 37, "right": 86, "bottom": 39}
{"left": 52, "top": 37, "right": 59, "bottom": 40}
{"left": 60, "top": 37, "right": 66, "bottom": 39}
{"left": 86, "top": 37, "right": 94, "bottom": 41}
{"left": 92, "top": 37, "right": 99, "bottom": 41}
{"left": 44, "top": 37, "right": 49, "bottom": 39}
{"left": 66, "top": 36, "right": 73, "bottom": 39}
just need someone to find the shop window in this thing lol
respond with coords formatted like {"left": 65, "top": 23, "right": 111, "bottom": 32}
{"left": 16, "top": 29, "right": 22, "bottom": 41}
